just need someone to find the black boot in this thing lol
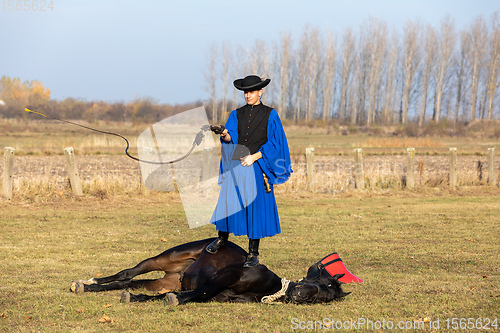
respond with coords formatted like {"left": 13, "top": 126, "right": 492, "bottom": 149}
{"left": 243, "top": 239, "right": 260, "bottom": 267}
{"left": 206, "top": 231, "right": 229, "bottom": 254}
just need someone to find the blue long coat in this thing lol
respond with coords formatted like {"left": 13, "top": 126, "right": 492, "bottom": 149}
{"left": 210, "top": 108, "right": 292, "bottom": 239}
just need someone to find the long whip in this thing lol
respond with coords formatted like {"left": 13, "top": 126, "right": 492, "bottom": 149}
{"left": 24, "top": 107, "right": 215, "bottom": 165}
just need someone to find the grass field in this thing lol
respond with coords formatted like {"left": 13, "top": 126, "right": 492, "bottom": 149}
{"left": 1, "top": 118, "right": 499, "bottom": 331}
{"left": 1, "top": 189, "right": 498, "bottom": 332}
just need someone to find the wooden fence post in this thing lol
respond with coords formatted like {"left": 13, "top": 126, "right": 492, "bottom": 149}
{"left": 64, "top": 147, "right": 83, "bottom": 196}
{"left": 353, "top": 148, "right": 364, "bottom": 190}
{"left": 449, "top": 148, "right": 457, "bottom": 189}
{"left": 406, "top": 148, "right": 415, "bottom": 189}
{"left": 306, "top": 147, "right": 315, "bottom": 192}
{"left": 488, "top": 148, "right": 497, "bottom": 186}
{"left": 2, "top": 147, "right": 15, "bottom": 199}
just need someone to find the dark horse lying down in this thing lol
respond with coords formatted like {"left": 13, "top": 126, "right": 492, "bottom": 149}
{"left": 70, "top": 238, "right": 353, "bottom": 305}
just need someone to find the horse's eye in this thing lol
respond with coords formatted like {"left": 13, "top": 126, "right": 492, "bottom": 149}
{"left": 327, "top": 284, "right": 332, "bottom": 288}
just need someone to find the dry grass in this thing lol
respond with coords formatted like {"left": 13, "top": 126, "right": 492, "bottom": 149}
{"left": 0, "top": 190, "right": 498, "bottom": 332}
{"left": 1, "top": 118, "right": 499, "bottom": 331}
{"left": 0, "top": 153, "right": 498, "bottom": 202}
{"left": 2, "top": 118, "right": 499, "bottom": 157}
{"left": 281, "top": 154, "right": 499, "bottom": 195}
{"left": 364, "top": 137, "right": 444, "bottom": 148}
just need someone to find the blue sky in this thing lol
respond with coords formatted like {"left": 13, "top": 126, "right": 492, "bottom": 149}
{"left": 1, "top": 0, "right": 498, "bottom": 104}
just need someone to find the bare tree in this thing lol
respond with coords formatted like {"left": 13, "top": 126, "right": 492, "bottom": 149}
{"left": 232, "top": 45, "right": 246, "bottom": 109}
{"left": 220, "top": 41, "right": 233, "bottom": 121}
{"left": 364, "top": 18, "right": 388, "bottom": 126}
{"left": 254, "top": 40, "right": 276, "bottom": 105}
{"left": 485, "top": 12, "right": 500, "bottom": 119}
{"left": 401, "top": 20, "right": 422, "bottom": 124}
{"left": 294, "top": 27, "right": 313, "bottom": 122}
{"left": 383, "top": 30, "right": 400, "bottom": 124}
{"left": 355, "top": 23, "right": 373, "bottom": 125}
{"left": 291, "top": 26, "right": 324, "bottom": 122}
{"left": 249, "top": 40, "right": 272, "bottom": 80}
{"left": 249, "top": 40, "right": 265, "bottom": 74}
{"left": 419, "top": 25, "right": 437, "bottom": 127}
{"left": 205, "top": 42, "right": 219, "bottom": 123}
{"left": 321, "top": 30, "right": 336, "bottom": 122}
{"left": 305, "top": 26, "right": 323, "bottom": 122}
{"left": 287, "top": 54, "right": 298, "bottom": 120}
{"left": 433, "top": 16, "right": 456, "bottom": 122}
{"left": 454, "top": 30, "right": 470, "bottom": 123}
{"left": 467, "top": 16, "right": 487, "bottom": 122}
{"left": 277, "top": 32, "right": 292, "bottom": 118}
{"left": 350, "top": 54, "right": 363, "bottom": 124}
{"left": 338, "top": 28, "right": 356, "bottom": 122}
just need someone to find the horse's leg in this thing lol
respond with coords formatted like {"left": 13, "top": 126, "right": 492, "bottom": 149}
{"left": 120, "top": 291, "right": 169, "bottom": 303}
{"left": 120, "top": 266, "right": 243, "bottom": 305}
{"left": 71, "top": 239, "right": 210, "bottom": 293}
{"left": 94, "top": 256, "right": 195, "bottom": 285}
{"left": 168, "top": 264, "right": 243, "bottom": 305}
{"left": 120, "top": 289, "right": 198, "bottom": 306}
{"left": 69, "top": 257, "right": 171, "bottom": 293}
{"left": 75, "top": 271, "right": 183, "bottom": 293}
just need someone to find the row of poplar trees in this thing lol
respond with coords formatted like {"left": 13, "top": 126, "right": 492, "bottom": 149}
{"left": 205, "top": 14, "right": 500, "bottom": 126}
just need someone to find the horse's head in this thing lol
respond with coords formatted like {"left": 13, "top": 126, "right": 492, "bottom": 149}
{"left": 285, "top": 273, "right": 350, "bottom": 304}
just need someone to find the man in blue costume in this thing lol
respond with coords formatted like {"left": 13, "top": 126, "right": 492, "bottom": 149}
{"left": 206, "top": 75, "right": 292, "bottom": 267}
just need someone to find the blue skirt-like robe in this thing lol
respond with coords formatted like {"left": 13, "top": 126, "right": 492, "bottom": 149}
{"left": 210, "top": 108, "right": 292, "bottom": 239}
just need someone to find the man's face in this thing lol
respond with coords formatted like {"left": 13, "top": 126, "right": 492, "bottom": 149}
{"left": 244, "top": 89, "right": 262, "bottom": 106}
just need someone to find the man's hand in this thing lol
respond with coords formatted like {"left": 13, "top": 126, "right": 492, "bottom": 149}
{"left": 240, "top": 152, "right": 262, "bottom": 167}
{"left": 210, "top": 125, "right": 225, "bottom": 134}
{"left": 240, "top": 155, "right": 255, "bottom": 167}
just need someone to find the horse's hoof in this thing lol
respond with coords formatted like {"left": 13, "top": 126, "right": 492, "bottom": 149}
{"left": 70, "top": 281, "right": 85, "bottom": 294}
{"left": 164, "top": 293, "right": 179, "bottom": 306}
{"left": 120, "top": 291, "right": 131, "bottom": 303}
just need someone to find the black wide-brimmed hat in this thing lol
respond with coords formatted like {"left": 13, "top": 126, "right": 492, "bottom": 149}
{"left": 233, "top": 75, "right": 271, "bottom": 91}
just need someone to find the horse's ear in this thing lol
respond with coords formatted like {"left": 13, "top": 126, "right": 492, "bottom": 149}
{"left": 331, "top": 273, "right": 345, "bottom": 283}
